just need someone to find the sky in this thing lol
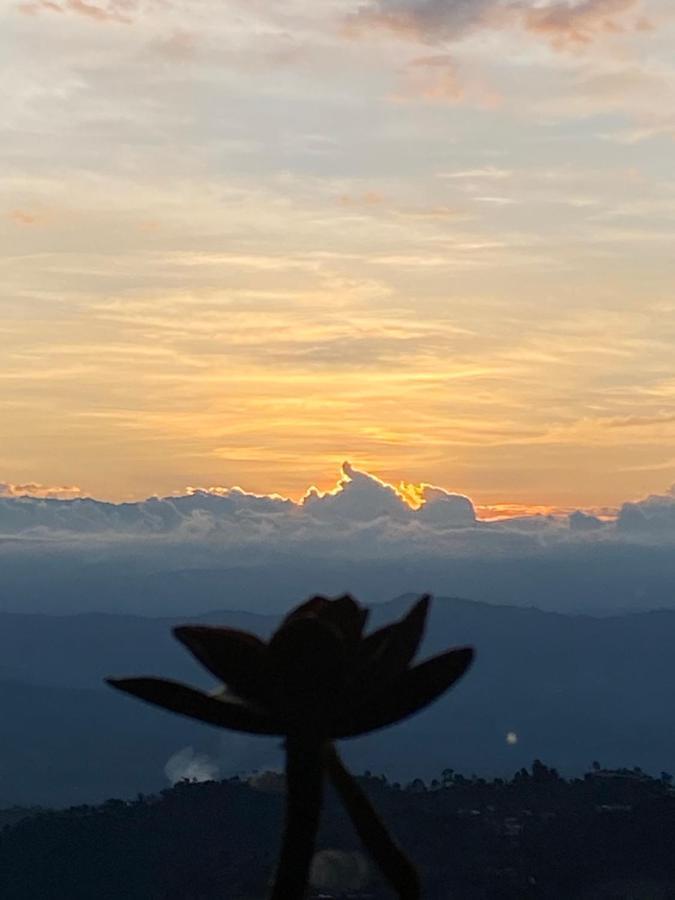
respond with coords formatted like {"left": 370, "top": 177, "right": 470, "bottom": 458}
{"left": 2, "top": 0, "right": 675, "bottom": 508}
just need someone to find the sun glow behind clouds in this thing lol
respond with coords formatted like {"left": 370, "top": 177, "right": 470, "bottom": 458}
{"left": 303, "top": 461, "right": 431, "bottom": 511}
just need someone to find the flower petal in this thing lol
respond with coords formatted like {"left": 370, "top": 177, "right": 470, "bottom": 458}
{"left": 281, "top": 595, "right": 328, "bottom": 624}
{"left": 269, "top": 617, "right": 348, "bottom": 729}
{"left": 319, "top": 594, "right": 369, "bottom": 642}
{"left": 106, "top": 676, "right": 283, "bottom": 735}
{"left": 173, "top": 626, "right": 270, "bottom": 703}
{"left": 332, "top": 646, "right": 474, "bottom": 738}
{"left": 351, "top": 595, "right": 430, "bottom": 693}
{"left": 280, "top": 594, "right": 368, "bottom": 642}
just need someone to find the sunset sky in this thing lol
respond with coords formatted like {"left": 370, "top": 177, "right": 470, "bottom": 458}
{"left": 2, "top": 0, "right": 675, "bottom": 506}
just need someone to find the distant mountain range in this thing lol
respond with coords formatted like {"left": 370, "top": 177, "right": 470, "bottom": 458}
{"left": 2, "top": 594, "right": 675, "bottom": 807}
{"left": 3, "top": 545, "right": 675, "bottom": 618}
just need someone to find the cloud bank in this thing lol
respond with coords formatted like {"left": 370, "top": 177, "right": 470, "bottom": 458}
{"left": 1, "top": 460, "right": 673, "bottom": 550}
{"left": 3, "top": 463, "right": 675, "bottom": 618}
{"left": 0, "top": 462, "right": 480, "bottom": 552}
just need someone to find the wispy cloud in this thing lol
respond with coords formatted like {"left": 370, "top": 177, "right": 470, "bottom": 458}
{"left": 437, "top": 167, "right": 513, "bottom": 180}
{"left": 18, "top": 0, "right": 137, "bottom": 23}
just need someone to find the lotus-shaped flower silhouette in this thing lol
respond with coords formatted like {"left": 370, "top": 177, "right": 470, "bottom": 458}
{"left": 107, "top": 594, "right": 474, "bottom": 899}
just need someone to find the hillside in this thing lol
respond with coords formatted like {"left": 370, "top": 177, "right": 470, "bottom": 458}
{"left": 2, "top": 596, "right": 675, "bottom": 805}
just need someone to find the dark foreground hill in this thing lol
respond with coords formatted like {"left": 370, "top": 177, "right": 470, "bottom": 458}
{"left": 3, "top": 763, "right": 675, "bottom": 899}
{"left": 3, "top": 595, "right": 675, "bottom": 805}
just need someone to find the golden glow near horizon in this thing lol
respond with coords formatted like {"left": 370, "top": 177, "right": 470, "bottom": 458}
{"left": 2, "top": 0, "right": 675, "bottom": 507}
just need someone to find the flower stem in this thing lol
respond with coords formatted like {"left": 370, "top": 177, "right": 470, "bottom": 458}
{"left": 271, "top": 736, "right": 324, "bottom": 900}
{"left": 323, "top": 743, "right": 421, "bottom": 900}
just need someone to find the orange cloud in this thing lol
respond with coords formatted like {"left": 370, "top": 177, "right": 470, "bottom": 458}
{"left": 402, "top": 54, "right": 464, "bottom": 103}
{"left": 151, "top": 29, "right": 199, "bottom": 61}
{"left": 338, "top": 191, "right": 386, "bottom": 207}
{"left": 522, "top": 0, "right": 644, "bottom": 47}
{"left": 8, "top": 209, "right": 42, "bottom": 226}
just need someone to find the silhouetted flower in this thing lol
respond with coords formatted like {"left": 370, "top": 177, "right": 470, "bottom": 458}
{"left": 108, "top": 594, "right": 474, "bottom": 899}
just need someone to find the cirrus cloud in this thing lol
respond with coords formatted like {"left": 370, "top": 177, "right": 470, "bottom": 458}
{"left": 18, "top": 0, "right": 138, "bottom": 23}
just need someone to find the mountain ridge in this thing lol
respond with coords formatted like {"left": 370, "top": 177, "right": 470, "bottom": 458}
{"left": 1, "top": 593, "right": 675, "bottom": 806}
